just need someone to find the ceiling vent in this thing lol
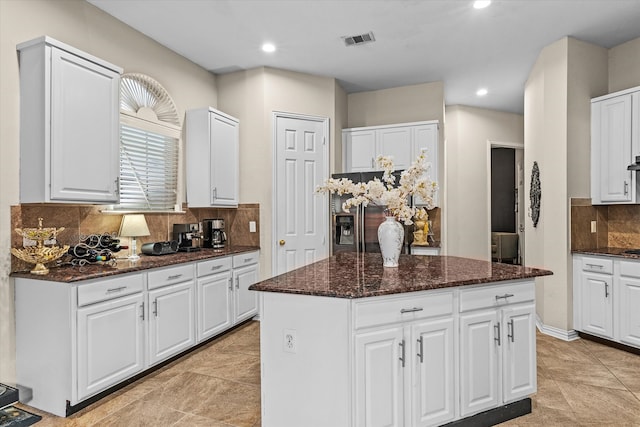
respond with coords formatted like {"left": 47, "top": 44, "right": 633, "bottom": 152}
{"left": 342, "top": 31, "right": 375, "bottom": 47}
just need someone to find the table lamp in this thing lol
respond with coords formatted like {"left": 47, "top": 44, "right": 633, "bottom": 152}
{"left": 118, "top": 214, "right": 150, "bottom": 261}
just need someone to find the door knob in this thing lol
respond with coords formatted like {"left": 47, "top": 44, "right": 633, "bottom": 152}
{"left": 279, "top": 239, "right": 286, "bottom": 246}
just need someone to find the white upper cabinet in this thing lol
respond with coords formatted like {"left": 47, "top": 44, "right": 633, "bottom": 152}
{"left": 186, "top": 107, "right": 240, "bottom": 207}
{"left": 17, "top": 36, "right": 122, "bottom": 204}
{"left": 591, "top": 87, "right": 640, "bottom": 204}
{"left": 343, "top": 121, "right": 439, "bottom": 206}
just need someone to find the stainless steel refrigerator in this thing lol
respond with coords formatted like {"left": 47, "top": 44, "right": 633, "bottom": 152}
{"left": 331, "top": 171, "right": 412, "bottom": 254}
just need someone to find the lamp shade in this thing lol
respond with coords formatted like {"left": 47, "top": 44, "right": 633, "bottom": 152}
{"left": 118, "top": 214, "right": 150, "bottom": 238}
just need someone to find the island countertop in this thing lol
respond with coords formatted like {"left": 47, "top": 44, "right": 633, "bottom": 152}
{"left": 249, "top": 252, "right": 552, "bottom": 298}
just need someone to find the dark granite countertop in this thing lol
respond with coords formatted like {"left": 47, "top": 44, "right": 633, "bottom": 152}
{"left": 10, "top": 246, "right": 260, "bottom": 283}
{"left": 572, "top": 247, "right": 640, "bottom": 259}
{"left": 249, "top": 252, "right": 552, "bottom": 299}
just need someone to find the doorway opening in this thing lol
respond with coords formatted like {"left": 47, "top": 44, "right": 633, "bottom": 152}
{"left": 488, "top": 142, "right": 524, "bottom": 265}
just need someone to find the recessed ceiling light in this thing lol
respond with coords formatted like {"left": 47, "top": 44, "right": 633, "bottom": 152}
{"left": 476, "top": 88, "right": 488, "bottom": 96}
{"left": 473, "top": 0, "right": 491, "bottom": 9}
{"left": 262, "top": 43, "right": 276, "bottom": 53}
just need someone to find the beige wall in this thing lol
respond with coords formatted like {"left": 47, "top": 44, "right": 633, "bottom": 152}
{"left": 347, "top": 82, "right": 445, "bottom": 129}
{"left": 444, "top": 105, "right": 524, "bottom": 260}
{"left": 218, "top": 67, "right": 339, "bottom": 279}
{"left": 525, "top": 37, "right": 610, "bottom": 332}
{"left": 0, "top": 0, "right": 219, "bottom": 383}
{"left": 608, "top": 37, "right": 640, "bottom": 93}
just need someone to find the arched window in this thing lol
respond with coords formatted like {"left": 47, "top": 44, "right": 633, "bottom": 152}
{"left": 116, "top": 73, "right": 181, "bottom": 211}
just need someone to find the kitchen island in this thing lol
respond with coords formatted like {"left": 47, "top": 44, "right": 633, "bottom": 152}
{"left": 249, "top": 253, "right": 552, "bottom": 427}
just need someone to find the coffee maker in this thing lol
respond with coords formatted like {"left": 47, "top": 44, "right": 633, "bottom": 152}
{"left": 172, "top": 223, "right": 202, "bottom": 252}
{"left": 203, "top": 218, "right": 227, "bottom": 249}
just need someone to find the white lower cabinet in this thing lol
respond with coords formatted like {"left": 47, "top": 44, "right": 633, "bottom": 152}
{"left": 147, "top": 281, "right": 195, "bottom": 366}
{"left": 354, "top": 292, "right": 455, "bottom": 427}
{"left": 77, "top": 292, "right": 145, "bottom": 401}
{"left": 259, "top": 280, "right": 536, "bottom": 427}
{"left": 459, "top": 285, "right": 536, "bottom": 418}
{"left": 573, "top": 254, "right": 640, "bottom": 350}
{"left": 15, "top": 250, "right": 259, "bottom": 417}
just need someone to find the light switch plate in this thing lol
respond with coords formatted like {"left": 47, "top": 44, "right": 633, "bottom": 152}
{"left": 249, "top": 221, "right": 256, "bottom": 233}
{"left": 591, "top": 221, "right": 597, "bottom": 233}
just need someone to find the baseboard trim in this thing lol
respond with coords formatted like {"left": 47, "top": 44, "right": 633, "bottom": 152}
{"left": 536, "top": 315, "right": 579, "bottom": 341}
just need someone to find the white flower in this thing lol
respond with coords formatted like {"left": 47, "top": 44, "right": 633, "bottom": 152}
{"left": 316, "top": 153, "right": 438, "bottom": 225}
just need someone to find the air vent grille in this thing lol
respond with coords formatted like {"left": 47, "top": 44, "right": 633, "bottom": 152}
{"left": 343, "top": 31, "right": 375, "bottom": 47}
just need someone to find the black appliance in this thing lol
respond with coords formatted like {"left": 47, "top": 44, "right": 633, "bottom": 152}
{"left": 172, "top": 223, "right": 202, "bottom": 252}
{"left": 331, "top": 171, "right": 412, "bottom": 254}
{"left": 203, "top": 218, "right": 227, "bottom": 249}
{"left": 141, "top": 241, "right": 179, "bottom": 255}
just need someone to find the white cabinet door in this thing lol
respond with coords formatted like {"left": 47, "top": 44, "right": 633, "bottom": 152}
{"left": 233, "top": 264, "right": 259, "bottom": 323}
{"left": 460, "top": 310, "right": 499, "bottom": 417}
{"left": 346, "top": 129, "right": 377, "bottom": 172}
{"left": 197, "top": 271, "right": 233, "bottom": 342}
{"left": 619, "top": 276, "right": 640, "bottom": 347}
{"left": 77, "top": 293, "right": 144, "bottom": 400}
{"left": 410, "top": 318, "right": 455, "bottom": 427}
{"left": 377, "top": 127, "right": 412, "bottom": 170}
{"left": 592, "top": 94, "right": 633, "bottom": 203}
{"left": 148, "top": 281, "right": 195, "bottom": 365}
{"left": 186, "top": 108, "right": 239, "bottom": 207}
{"left": 412, "top": 124, "right": 439, "bottom": 206}
{"left": 210, "top": 112, "right": 239, "bottom": 206}
{"left": 581, "top": 272, "right": 613, "bottom": 338}
{"left": 50, "top": 48, "right": 120, "bottom": 202}
{"left": 355, "top": 326, "right": 404, "bottom": 427}
{"left": 502, "top": 304, "right": 536, "bottom": 403}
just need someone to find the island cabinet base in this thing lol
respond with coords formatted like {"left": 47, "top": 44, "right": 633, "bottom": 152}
{"left": 258, "top": 279, "right": 537, "bottom": 427}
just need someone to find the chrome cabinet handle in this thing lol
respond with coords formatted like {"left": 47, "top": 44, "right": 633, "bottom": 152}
{"left": 114, "top": 177, "right": 120, "bottom": 195}
{"left": 211, "top": 265, "right": 222, "bottom": 270}
{"left": 212, "top": 187, "right": 217, "bottom": 201}
{"left": 235, "top": 277, "right": 240, "bottom": 289}
{"left": 228, "top": 278, "right": 233, "bottom": 291}
{"left": 508, "top": 319, "right": 514, "bottom": 342}
{"left": 495, "top": 293, "right": 514, "bottom": 301}
{"left": 605, "top": 283, "right": 609, "bottom": 298}
{"left": 106, "top": 286, "right": 126, "bottom": 293}
{"left": 400, "top": 307, "right": 424, "bottom": 314}
{"left": 140, "top": 302, "right": 145, "bottom": 321}
{"left": 399, "top": 340, "right": 406, "bottom": 368}
{"left": 417, "top": 336, "right": 424, "bottom": 363}
{"left": 494, "top": 323, "right": 501, "bottom": 346}
{"left": 167, "top": 274, "right": 183, "bottom": 280}
{"left": 371, "top": 157, "right": 374, "bottom": 168}
{"left": 244, "top": 258, "right": 253, "bottom": 263}
{"left": 153, "top": 299, "right": 158, "bottom": 317}
{"left": 624, "top": 181, "right": 629, "bottom": 195}
{"left": 586, "top": 264, "right": 604, "bottom": 269}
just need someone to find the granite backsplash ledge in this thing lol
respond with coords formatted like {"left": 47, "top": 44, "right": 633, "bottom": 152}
{"left": 571, "top": 198, "right": 640, "bottom": 250}
{"left": 10, "top": 203, "right": 260, "bottom": 273}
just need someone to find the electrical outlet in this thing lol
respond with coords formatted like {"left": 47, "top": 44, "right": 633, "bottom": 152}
{"left": 591, "top": 220, "right": 597, "bottom": 233}
{"left": 249, "top": 221, "right": 256, "bottom": 233}
{"left": 283, "top": 328, "right": 297, "bottom": 353}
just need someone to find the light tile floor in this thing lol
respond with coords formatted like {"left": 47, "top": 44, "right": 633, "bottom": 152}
{"left": 20, "top": 321, "right": 640, "bottom": 426}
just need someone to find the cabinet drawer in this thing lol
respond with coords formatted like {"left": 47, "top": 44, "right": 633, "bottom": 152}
{"left": 148, "top": 264, "right": 194, "bottom": 290}
{"left": 459, "top": 281, "right": 534, "bottom": 313}
{"left": 354, "top": 291, "right": 453, "bottom": 330}
{"left": 77, "top": 274, "right": 144, "bottom": 307}
{"left": 581, "top": 256, "right": 613, "bottom": 274}
{"left": 197, "top": 256, "right": 232, "bottom": 277}
{"left": 620, "top": 260, "right": 640, "bottom": 278}
{"left": 233, "top": 251, "right": 259, "bottom": 268}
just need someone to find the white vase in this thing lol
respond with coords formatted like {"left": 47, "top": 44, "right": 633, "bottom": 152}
{"left": 378, "top": 216, "right": 404, "bottom": 268}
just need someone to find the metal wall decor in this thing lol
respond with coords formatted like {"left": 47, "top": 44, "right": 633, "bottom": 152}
{"left": 530, "top": 161, "right": 541, "bottom": 228}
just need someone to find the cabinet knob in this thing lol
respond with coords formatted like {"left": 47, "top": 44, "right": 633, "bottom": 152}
{"left": 279, "top": 239, "right": 286, "bottom": 246}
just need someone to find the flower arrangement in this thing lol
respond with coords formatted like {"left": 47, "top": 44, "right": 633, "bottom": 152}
{"left": 316, "top": 153, "right": 438, "bottom": 225}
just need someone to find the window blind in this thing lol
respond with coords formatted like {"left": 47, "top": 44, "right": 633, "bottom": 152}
{"left": 118, "top": 123, "right": 178, "bottom": 211}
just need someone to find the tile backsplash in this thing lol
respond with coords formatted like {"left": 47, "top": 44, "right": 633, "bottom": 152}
{"left": 10, "top": 203, "right": 260, "bottom": 272}
{"left": 571, "top": 198, "right": 640, "bottom": 250}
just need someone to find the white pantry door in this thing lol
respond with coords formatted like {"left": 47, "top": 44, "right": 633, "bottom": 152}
{"left": 274, "top": 112, "right": 329, "bottom": 275}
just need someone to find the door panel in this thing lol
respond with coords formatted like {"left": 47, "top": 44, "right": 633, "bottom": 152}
{"left": 619, "top": 277, "right": 640, "bottom": 347}
{"left": 275, "top": 115, "right": 328, "bottom": 275}
{"left": 502, "top": 304, "right": 536, "bottom": 402}
{"left": 197, "top": 272, "right": 232, "bottom": 342}
{"left": 581, "top": 272, "right": 613, "bottom": 338}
